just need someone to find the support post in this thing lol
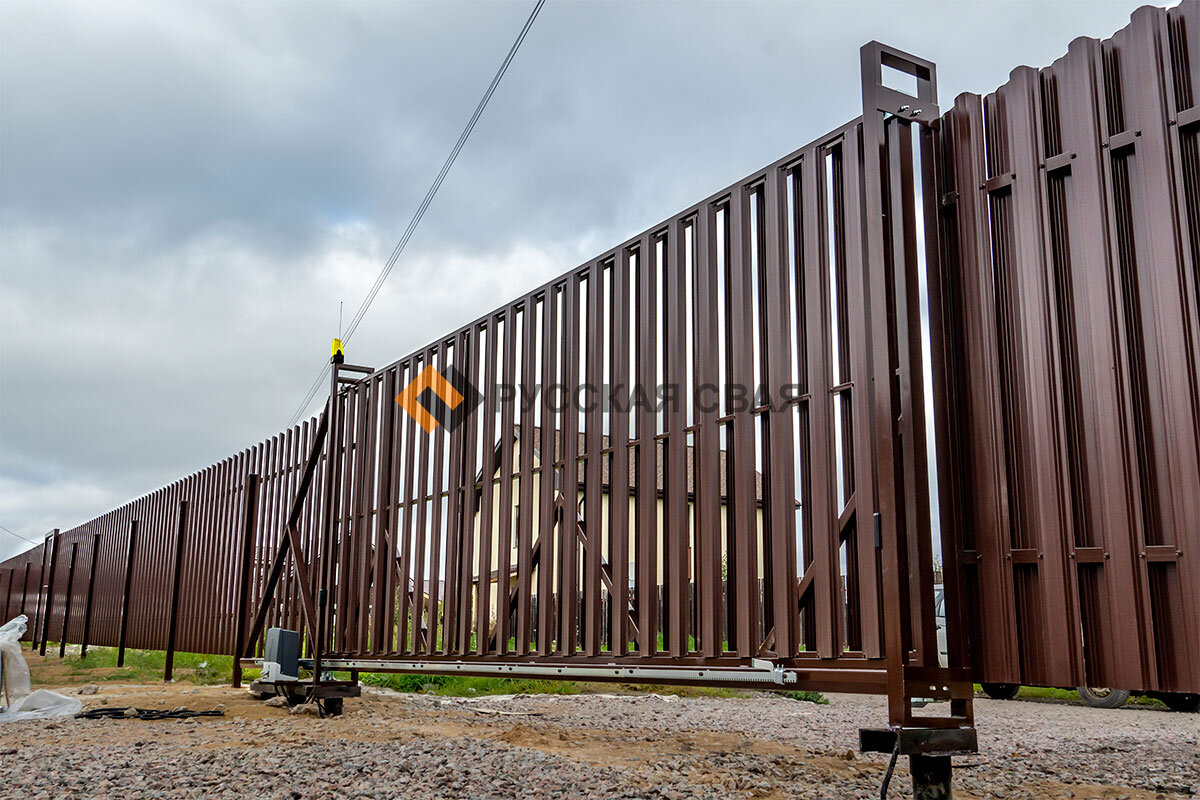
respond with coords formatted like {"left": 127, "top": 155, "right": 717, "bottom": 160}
{"left": 314, "top": 357, "right": 341, "bottom": 692}
{"left": 18, "top": 563, "right": 30, "bottom": 619}
{"left": 2, "top": 569, "right": 11, "bottom": 623}
{"left": 30, "top": 531, "right": 53, "bottom": 651}
{"left": 39, "top": 530, "right": 60, "bottom": 656}
{"left": 164, "top": 500, "right": 189, "bottom": 681}
{"left": 117, "top": 520, "right": 138, "bottom": 668}
{"left": 58, "top": 543, "right": 78, "bottom": 658}
{"left": 80, "top": 533, "right": 100, "bottom": 658}
{"left": 854, "top": 40, "right": 973, "bottom": 799}
{"left": 232, "top": 474, "right": 260, "bottom": 688}
{"left": 910, "top": 755, "right": 953, "bottom": 800}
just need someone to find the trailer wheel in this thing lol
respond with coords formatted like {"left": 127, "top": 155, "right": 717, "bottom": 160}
{"left": 981, "top": 682, "right": 1020, "bottom": 700}
{"left": 1077, "top": 686, "right": 1129, "bottom": 709}
{"left": 1159, "top": 693, "right": 1200, "bottom": 713}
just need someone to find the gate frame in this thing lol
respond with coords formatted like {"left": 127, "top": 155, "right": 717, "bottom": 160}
{"left": 237, "top": 39, "right": 977, "bottom": 795}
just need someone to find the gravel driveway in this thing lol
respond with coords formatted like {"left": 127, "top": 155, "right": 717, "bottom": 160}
{"left": 0, "top": 682, "right": 1195, "bottom": 799}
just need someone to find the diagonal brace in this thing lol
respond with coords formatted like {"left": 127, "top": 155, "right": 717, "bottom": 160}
{"left": 242, "top": 405, "right": 329, "bottom": 659}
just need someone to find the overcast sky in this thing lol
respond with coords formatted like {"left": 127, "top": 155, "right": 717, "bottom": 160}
{"left": 0, "top": 0, "right": 1153, "bottom": 559}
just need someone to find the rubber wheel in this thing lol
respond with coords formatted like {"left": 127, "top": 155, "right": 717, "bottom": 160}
{"left": 981, "top": 682, "right": 1020, "bottom": 700}
{"left": 1077, "top": 686, "right": 1130, "bottom": 709}
{"left": 1160, "top": 693, "right": 1200, "bottom": 713}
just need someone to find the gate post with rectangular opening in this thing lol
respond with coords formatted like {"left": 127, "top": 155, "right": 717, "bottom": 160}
{"left": 856, "top": 39, "right": 977, "bottom": 798}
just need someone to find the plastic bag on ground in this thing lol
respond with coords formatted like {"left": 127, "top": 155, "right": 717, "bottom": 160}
{"left": 0, "top": 614, "right": 31, "bottom": 706}
{"left": 0, "top": 689, "right": 82, "bottom": 722}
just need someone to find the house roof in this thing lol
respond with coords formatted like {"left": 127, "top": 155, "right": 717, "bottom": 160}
{"left": 511, "top": 425, "right": 764, "bottom": 502}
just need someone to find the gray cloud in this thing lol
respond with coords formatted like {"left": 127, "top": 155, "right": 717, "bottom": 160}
{"left": 0, "top": 0, "right": 1149, "bottom": 559}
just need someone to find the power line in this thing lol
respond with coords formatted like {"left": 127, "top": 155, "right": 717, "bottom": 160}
{"left": 0, "top": 523, "right": 39, "bottom": 547}
{"left": 286, "top": 0, "right": 547, "bottom": 429}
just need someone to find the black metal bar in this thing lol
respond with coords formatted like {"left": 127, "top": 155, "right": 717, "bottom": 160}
{"left": 58, "top": 543, "right": 78, "bottom": 658}
{"left": 37, "top": 529, "right": 59, "bottom": 655}
{"left": 117, "top": 520, "right": 138, "bottom": 668}
{"left": 231, "top": 473, "right": 260, "bottom": 688}
{"left": 80, "top": 532, "right": 100, "bottom": 658}
{"left": 164, "top": 500, "right": 189, "bottom": 681}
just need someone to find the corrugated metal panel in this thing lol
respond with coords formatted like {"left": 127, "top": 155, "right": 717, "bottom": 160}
{"left": 941, "top": 0, "right": 1200, "bottom": 694}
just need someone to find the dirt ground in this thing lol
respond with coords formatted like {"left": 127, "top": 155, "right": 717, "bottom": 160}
{"left": 1, "top": 655, "right": 1196, "bottom": 799}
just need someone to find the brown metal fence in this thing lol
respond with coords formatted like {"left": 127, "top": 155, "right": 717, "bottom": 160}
{"left": 222, "top": 39, "right": 969, "bottom": 736}
{"left": 2, "top": 432, "right": 317, "bottom": 666}
{"left": 3, "top": 2, "right": 1198, "bottom": 739}
{"left": 1, "top": 40, "right": 969, "bottom": 734}
{"left": 940, "top": 0, "right": 1199, "bottom": 695}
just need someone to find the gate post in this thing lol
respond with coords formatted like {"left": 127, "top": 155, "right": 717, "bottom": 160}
{"left": 164, "top": 500, "right": 189, "bottom": 681}
{"left": 117, "top": 520, "right": 138, "bottom": 668}
{"left": 80, "top": 532, "right": 100, "bottom": 658}
{"left": 911, "top": 755, "right": 953, "bottom": 800}
{"left": 39, "top": 529, "right": 60, "bottom": 656}
{"left": 232, "top": 473, "right": 259, "bottom": 688}
{"left": 313, "top": 349, "right": 343, "bottom": 690}
{"left": 58, "top": 543, "right": 78, "bottom": 658}
{"left": 856, "top": 40, "right": 974, "bottom": 799}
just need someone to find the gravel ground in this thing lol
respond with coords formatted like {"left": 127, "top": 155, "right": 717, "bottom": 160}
{"left": 0, "top": 682, "right": 1195, "bottom": 799}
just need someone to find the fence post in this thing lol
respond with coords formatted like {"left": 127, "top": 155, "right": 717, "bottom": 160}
{"left": 232, "top": 474, "right": 259, "bottom": 688}
{"left": 58, "top": 543, "right": 78, "bottom": 658}
{"left": 2, "top": 569, "right": 11, "bottom": 623}
{"left": 30, "top": 531, "right": 54, "bottom": 650}
{"left": 81, "top": 532, "right": 100, "bottom": 658}
{"left": 18, "top": 563, "right": 30, "bottom": 619}
{"left": 117, "top": 520, "right": 138, "bottom": 668}
{"left": 39, "top": 530, "right": 61, "bottom": 656}
{"left": 164, "top": 500, "right": 189, "bottom": 682}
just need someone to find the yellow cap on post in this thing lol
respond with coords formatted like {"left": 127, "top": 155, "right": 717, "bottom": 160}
{"left": 331, "top": 338, "right": 345, "bottom": 363}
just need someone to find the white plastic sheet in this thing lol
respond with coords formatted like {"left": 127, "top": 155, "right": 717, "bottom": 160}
{"left": 0, "top": 689, "right": 82, "bottom": 722}
{"left": 0, "top": 615, "right": 82, "bottom": 722}
{"left": 0, "top": 615, "right": 31, "bottom": 705}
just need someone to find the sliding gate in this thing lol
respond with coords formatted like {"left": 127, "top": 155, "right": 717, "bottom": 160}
{"left": 235, "top": 41, "right": 973, "bottom": 745}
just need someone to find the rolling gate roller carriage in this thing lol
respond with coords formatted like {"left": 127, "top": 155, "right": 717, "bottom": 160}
{"left": 8, "top": 7, "right": 1200, "bottom": 796}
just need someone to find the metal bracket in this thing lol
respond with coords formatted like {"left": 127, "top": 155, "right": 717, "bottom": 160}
{"left": 861, "top": 41, "right": 940, "bottom": 126}
{"left": 859, "top": 726, "right": 978, "bottom": 756}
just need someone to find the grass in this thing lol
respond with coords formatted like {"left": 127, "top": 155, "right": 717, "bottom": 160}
{"left": 27, "top": 643, "right": 252, "bottom": 686}
{"left": 346, "top": 671, "right": 756, "bottom": 699}
{"left": 782, "top": 689, "right": 829, "bottom": 705}
{"left": 973, "top": 683, "right": 1166, "bottom": 708}
{"left": 353, "top": 673, "right": 580, "bottom": 696}
{"left": 31, "top": 643, "right": 753, "bottom": 699}
{"left": 1006, "top": 684, "right": 1166, "bottom": 708}
{"left": 29, "top": 642, "right": 818, "bottom": 702}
